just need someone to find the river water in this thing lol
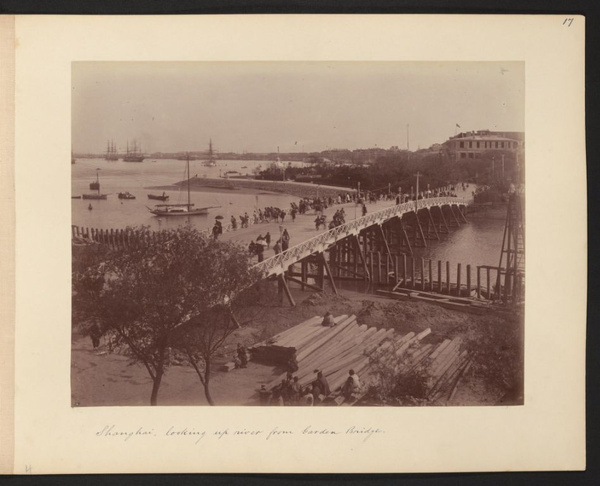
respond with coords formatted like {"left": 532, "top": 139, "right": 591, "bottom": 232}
{"left": 72, "top": 158, "right": 507, "bottom": 270}
{"left": 71, "top": 158, "right": 305, "bottom": 232}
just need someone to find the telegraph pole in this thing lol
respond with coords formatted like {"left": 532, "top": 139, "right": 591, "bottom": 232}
{"left": 414, "top": 171, "right": 421, "bottom": 211}
{"left": 501, "top": 154, "right": 505, "bottom": 180}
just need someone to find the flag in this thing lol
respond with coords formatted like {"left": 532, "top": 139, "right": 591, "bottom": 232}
{"left": 456, "top": 123, "right": 461, "bottom": 128}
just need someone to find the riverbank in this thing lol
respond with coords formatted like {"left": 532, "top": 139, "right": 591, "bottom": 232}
{"left": 175, "top": 177, "right": 355, "bottom": 199}
{"left": 71, "top": 286, "right": 522, "bottom": 407}
{"left": 146, "top": 183, "right": 282, "bottom": 196}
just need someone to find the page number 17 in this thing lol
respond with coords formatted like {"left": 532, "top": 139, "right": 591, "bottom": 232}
{"left": 563, "top": 18, "right": 574, "bottom": 27}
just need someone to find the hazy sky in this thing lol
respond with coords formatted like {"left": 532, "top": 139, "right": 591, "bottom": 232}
{"left": 72, "top": 62, "right": 524, "bottom": 154}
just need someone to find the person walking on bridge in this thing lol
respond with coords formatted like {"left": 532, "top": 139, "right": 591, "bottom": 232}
{"left": 265, "top": 232, "right": 271, "bottom": 248}
{"left": 362, "top": 203, "right": 367, "bottom": 217}
{"left": 281, "top": 229, "right": 290, "bottom": 251}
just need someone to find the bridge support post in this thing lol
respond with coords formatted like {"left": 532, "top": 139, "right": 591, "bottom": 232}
{"left": 319, "top": 252, "right": 339, "bottom": 296}
{"left": 438, "top": 206, "right": 451, "bottom": 234}
{"left": 395, "top": 216, "right": 413, "bottom": 256}
{"left": 377, "top": 224, "right": 394, "bottom": 263}
{"left": 446, "top": 261, "right": 451, "bottom": 294}
{"left": 414, "top": 211, "right": 428, "bottom": 248}
{"left": 448, "top": 205, "right": 461, "bottom": 226}
{"left": 458, "top": 204, "right": 468, "bottom": 223}
{"left": 279, "top": 273, "right": 296, "bottom": 307}
{"left": 353, "top": 234, "right": 370, "bottom": 281}
{"left": 427, "top": 208, "right": 440, "bottom": 240}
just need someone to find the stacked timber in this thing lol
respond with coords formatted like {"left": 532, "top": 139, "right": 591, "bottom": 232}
{"left": 251, "top": 314, "right": 471, "bottom": 406}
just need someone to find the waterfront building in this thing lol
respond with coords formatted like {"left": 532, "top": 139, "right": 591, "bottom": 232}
{"left": 443, "top": 130, "right": 524, "bottom": 160}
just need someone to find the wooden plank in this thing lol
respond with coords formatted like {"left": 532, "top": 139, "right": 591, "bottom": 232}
{"left": 295, "top": 315, "right": 350, "bottom": 352}
{"left": 267, "top": 316, "right": 322, "bottom": 344}
{"left": 428, "top": 339, "right": 452, "bottom": 362}
{"left": 429, "top": 350, "right": 468, "bottom": 399}
{"left": 429, "top": 338, "right": 462, "bottom": 378}
{"left": 296, "top": 315, "right": 357, "bottom": 361}
{"left": 297, "top": 322, "right": 361, "bottom": 377}
{"left": 272, "top": 319, "right": 322, "bottom": 347}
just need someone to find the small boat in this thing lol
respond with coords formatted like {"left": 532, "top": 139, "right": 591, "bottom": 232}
{"left": 118, "top": 191, "right": 136, "bottom": 200}
{"left": 148, "top": 154, "right": 220, "bottom": 217}
{"left": 71, "top": 195, "right": 82, "bottom": 199}
{"left": 83, "top": 169, "right": 108, "bottom": 200}
{"left": 148, "top": 193, "right": 169, "bottom": 201}
{"left": 241, "top": 166, "right": 248, "bottom": 168}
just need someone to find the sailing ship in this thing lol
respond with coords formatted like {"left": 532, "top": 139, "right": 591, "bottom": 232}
{"left": 105, "top": 140, "right": 119, "bottom": 161}
{"left": 202, "top": 139, "right": 217, "bottom": 167}
{"left": 147, "top": 154, "right": 220, "bottom": 217}
{"left": 82, "top": 169, "right": 108, "bottom": 200}
{"left": 123, "top": 140, "right": 145, "bottom": 162}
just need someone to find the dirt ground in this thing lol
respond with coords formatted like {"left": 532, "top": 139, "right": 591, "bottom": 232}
{"left": 71, "top": 286, "right": 523, "bottom": 407}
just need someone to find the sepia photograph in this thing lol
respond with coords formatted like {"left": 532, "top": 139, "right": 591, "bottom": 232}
{"left": 70, "top": 61, "right": 526, "bottom": 408}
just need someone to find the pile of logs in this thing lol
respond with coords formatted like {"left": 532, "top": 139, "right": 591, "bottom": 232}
{"left": 251, "top": 314, "right": 472, "bottom": 406}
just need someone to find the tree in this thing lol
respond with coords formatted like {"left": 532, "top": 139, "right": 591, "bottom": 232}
{"left": 170, "top": 249, "right": 267, "bottom": 405}
{"left": 72, "top": 226, "right": 261, "bottom": 406}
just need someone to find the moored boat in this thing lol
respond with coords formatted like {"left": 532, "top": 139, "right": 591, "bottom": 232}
{"left": 82, "top": 169, "right": 108, "bottom": 200}
{"left": 148, "top": 154, "right": 220, "bottom": 217}
{"left": 148, "top": 193, "right": 169, "bottom": 201}
{"left": 118, "top": 191, "right": 136, "bottom": 200}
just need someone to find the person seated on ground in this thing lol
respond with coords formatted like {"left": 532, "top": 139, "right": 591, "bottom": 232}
{"left": 301, "top": 385, "right": 315, "bottom": 406}
{"left": 312, "top": 370, "right": 331, "bottom": 403}
{"left": 271, "top": 387, "right": 284, "bottom": 406}
{"left": 290, "top": 376, "right": 302, "bottom": 405}
{"left": 321, "top": 311, "right": 335, "bottom": 327}
{"left": 237, "top": 343, "right": 248, "bottom": 368}
{"left": 341, "top": 369, "right": 362, "bottom": 399}
{"left": 258, "top": 385, "right": 271, "bottom": 406}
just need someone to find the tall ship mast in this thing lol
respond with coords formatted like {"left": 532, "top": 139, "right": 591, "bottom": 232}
{"left": 202, "top": 138, "right": 217, "bottom": 167}
{"left": 123, "top": 139, "right": 145, "bottom": 162}
{"left": 104, "top": 140, "right": 119, "bottom": 161}
{"left": 147, "top": 153, "right": 220, "bottom": 216}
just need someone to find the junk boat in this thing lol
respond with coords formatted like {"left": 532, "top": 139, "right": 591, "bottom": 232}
{"left": 82, "top": 169, "right": 108, "bottom": 200}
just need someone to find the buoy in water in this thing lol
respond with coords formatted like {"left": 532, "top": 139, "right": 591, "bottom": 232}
{"left": 88, "top": 204, "right": 93, "bottom": 210}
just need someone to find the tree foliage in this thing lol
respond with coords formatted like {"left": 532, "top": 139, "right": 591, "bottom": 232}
{"left": 72, "top": 226, "right": 261, "bottom": 405}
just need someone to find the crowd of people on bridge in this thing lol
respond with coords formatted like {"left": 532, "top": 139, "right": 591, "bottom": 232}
{"left": 248, "top": 228, "right": 291, "bottom": 262}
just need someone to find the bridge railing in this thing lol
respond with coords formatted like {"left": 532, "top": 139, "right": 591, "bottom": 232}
{"left": 254, "top": 196, "right": 469, "bottom": 276}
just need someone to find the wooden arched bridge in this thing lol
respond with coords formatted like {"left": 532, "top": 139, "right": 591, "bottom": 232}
{"left": 250, "top": 197, "right": 470, "bottom": 305}
{"left": 72, "top": 196, "right": 482, "bottom": 306}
